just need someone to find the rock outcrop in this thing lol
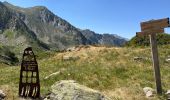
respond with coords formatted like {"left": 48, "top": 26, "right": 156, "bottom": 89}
{"left": 44, "top": 80, "right": 110, "bottom": 100}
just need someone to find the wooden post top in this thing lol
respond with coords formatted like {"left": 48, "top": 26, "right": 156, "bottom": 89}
{"left": 137, "top": 18, "right": 170, "bottom": 35}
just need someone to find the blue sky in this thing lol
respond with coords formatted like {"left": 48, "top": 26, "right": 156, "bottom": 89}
{"left": 0, "top": 0, "right": 170, "bottom": 39}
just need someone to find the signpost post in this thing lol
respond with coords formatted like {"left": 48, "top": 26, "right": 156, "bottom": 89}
{"left": 136, "top": 18, "right": 170, "bottom": 94}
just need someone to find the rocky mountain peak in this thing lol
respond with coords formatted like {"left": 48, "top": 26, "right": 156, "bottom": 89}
{"left": 0, "top": 2, "right": 127, "bottom": 65}
{"left": 2, "top": 1, "right": 12, "bottom": 6}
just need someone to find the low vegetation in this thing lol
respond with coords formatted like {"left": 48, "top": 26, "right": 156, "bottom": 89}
{"left": 0, "top": 45, "right": 170, "bottom": 100}
{"left": 126, "top": 33, "right": 170, "bottom": 47}
{"left": 0, "top": 46, "right": 19, "bottom": 65}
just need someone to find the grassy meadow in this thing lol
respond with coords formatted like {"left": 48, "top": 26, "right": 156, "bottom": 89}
{"left": 0, "top": 45, "right": 170, "bottom": 100}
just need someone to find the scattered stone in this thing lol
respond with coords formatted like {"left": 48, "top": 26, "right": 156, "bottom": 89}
{"left": 62, "top": 55, "right": 70, "bottom": 60}
{"left": 146, "top": 91, "right": 153, "bottom": 97}
{"left": 19, "top": 97, "right": 43, "bottom": 100}
{"left": 0, "top": 90, "right": 6, "bottom": 100}
{"left": 166, "top": 58, "right": 170, "bottom": 62}
{"left": 44, "top": 80, "right": 110, "bottom": 100}
{"left": 62, "top": 55, "right": 79, "bottom": 61}
{"left": 133, "top": 56, "right": 150, "bottom": 61}
{"left": 133, "top": 57, "right": 144, "bottom": 61}
{"left": 143, "top": 87, "right": 154, "bottom": 93}
{"left": 166, "top": 90, "right": 170, "bottom": 100}
{"left": 165, "top": 55, "right": 170, "bottom": 62}
{"left": 143, "top": 87, "right": 155, "bottom": 98}
{"left": 66, "top": 47, "right": 76, "bottom": 52}
{"left": 44, "top": 68, "right": 66, "bottom": 79}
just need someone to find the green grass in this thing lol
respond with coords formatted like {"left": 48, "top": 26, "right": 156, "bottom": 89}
{"left": 0, "top": 45, "right": 170, "bottom": 99}
{"left": 3, "top": 29, "right": 15, "bottom": 39}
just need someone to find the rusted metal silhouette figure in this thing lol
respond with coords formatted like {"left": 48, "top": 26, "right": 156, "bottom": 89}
{"left": 19, "top": 47, "right": 40, "bottom": 98}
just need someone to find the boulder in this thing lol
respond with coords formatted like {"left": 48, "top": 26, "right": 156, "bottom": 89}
{"left": 44, "top": 80, "right": 110, "bottom": 100}
{"left": 143, "top": 87, "right": 155, "bottom": 98}
{"left": 0, "top": 90, "right": 6, "bottom": 100}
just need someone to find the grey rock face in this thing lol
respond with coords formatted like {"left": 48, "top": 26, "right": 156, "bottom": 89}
{"left": 81, "top": 29, "right": 127, "bottom": 47}
{"left": 45, "top": 80, "right": 110, "bottom": 100}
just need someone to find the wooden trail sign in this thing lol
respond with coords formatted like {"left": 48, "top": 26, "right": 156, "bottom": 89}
{"left": 140, "top": 18, "right": 169, "bottom": 32}
{"left": 19, "top": 47, "right": 40, "bottom": 98}
{"left": 136, "top": 18, "right": 170, "bottom": 94}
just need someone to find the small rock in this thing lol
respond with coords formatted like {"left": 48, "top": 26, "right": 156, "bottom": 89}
{"left": 143, "top": 87, "right": 155, "bottom": 98}
{"left": 0, "top": 90, "right": 6, "bottom": 99}
{"left": 143, "top": 87, "right": 154, "bottom": 93}
{"left": 146, "top": 91, "right": 153, "bottom": 97}
{"left": 62, "top": 55, "right": 79, "bottom": 61}
{"left": 62, "top": 55, "right": 70, "bottom": 61}
{"left": 166, "top": 58, "right": 170, "bottom": 62}
{"left": 166, "top": 90, "right": 170, "bottom": 94}
{"left": 133, "top": 57, "right": 143, "bottom": 61}
{"left": 66, "top": 47, "right": 76, "bottom": 52}
{"left": 166, "top": 90, "right": 170, "bottom": 100}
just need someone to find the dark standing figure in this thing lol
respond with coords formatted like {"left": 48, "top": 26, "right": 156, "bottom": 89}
{"left": 19, "top": 47, "right": 40, "bottom": 98}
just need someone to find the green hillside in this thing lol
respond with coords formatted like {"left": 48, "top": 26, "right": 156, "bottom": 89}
{"left": 126, "top": 33, "right": 170, "bottom": 47}
{"left": 0, "top": 45, "right": 170, "bottom": 100}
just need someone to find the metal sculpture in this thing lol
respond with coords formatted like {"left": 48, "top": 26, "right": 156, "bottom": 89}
{"left": 19, "top": 47, "right": 40, "bottom": 98}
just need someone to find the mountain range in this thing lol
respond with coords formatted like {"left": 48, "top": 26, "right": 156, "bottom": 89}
{"left": 0, "top": 1, "right": 127, "bottom": 65}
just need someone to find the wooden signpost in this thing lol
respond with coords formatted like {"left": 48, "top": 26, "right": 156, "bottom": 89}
{"left": 19, "top": 47, "right": 40, "bottom": 98}
{"left": 136, "top": 18, "right": 170, "bottom": 94}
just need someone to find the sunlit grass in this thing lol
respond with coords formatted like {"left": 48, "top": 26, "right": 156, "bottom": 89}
{"left": 0, "top": 45, "right": 170, "bottom": 99}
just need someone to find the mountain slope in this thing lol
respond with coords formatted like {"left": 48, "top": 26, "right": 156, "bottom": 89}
{"left": 0, "top": 1, "right": 49, "bottom": 50}
{"left": 3, "top": 2, "right": 127, "bottom": 48}
{"left": 0, "top": 1, "right": 127, "bottom": 65}
{"left": 81, "top": 29, "right": 127, "bottom": 46}
{"left": 0, "top": 2, "right": 49, "bottom": 64}
{"left": 3, "top": 2, "right": 91, "bottom": 50}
